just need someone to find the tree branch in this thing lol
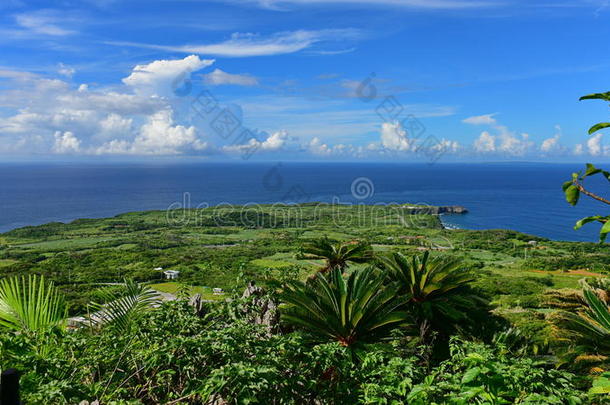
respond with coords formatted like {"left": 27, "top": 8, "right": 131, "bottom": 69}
{"left": 573, "top": 178, "right": 610, "bottom": 206}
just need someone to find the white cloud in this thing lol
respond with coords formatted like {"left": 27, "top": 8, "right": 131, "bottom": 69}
{"left": 122, "top": 55, "right": 215, "bottom": 97}
{"left": 14, "top": 11, "right": 75, "bottom": 36}
{"left": 380, "top": 121, "right": 412, "bottom": 151}
{"left": 57, "top": 63, "right": 75, "bottom": 78}
{"left": 0, "top": 60, "right": 196, "bottom": 155}
{"left": 463, "top": 113, "right": 497, "bottom": 125}
{"left": 52, "top": 131, "right": 80, "bottom": 153}
{"left": 587, "top": 133, "right": 604, "bottom": 156}
{"left": 540, "top": 134, "right": 560, "bottom": 152}
{"left": 473, "top": 131, "right": 495, "bottom": 152}
{"left": 97, "top": 113, "right": 133, "bottom": 140}
{"left": 308, "top": 136, "right": 332, "bottom": 155}
{"left": 224, "top": 130, "right": 288, "bottom": 155}
{"left": 130, "top": 109, "right": 208, "bottom": 155}
{"left": 204, "top": 69, "right": 258, "bottom": 86}
{"left": 574, "top": 144, "right": 584, "bottom": 155}
{"left": 468, "top": 114, "right": 534, "bottom": 156}
{"left": 95, "top": 109, "right": 210, "bottom": 155}
{"left": 434, "top": 138, "right": 460, "bottom": 153}
{"left": 106, "top": 29, "right": 361, "bottom": 57}
{"left": 540, "top": 125, "right": 564, "bottom": 154}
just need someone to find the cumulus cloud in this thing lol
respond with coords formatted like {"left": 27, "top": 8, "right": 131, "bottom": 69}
{"left": 204, "top": 69, "right": 258, "bottom": 86}
{"left": 474, "top": 131, "right": 495, "bottom": 153}
{"left": 540, "top": 126, "right": 565, "bottom": 154}
{"left": 52, "top": 131, "right": 80, "bottom": 153}
{"left": 587, "top": 133, "right": 605, "bottom": 156}
{"left": 380, "top": 121, "right": 412, "bottom": 151}
{"left": 540, "top": 134, "right": 560, "bottom": 152}
{"left": 224, "top": 130, "right": 288, "bottom": 155}
{"left": 0, "top": 57, "right": 216, "bottom": 156}
{"left": 468, "top": 114, "right": 533, "bottom": 156}
{"left": 122, "top": 55, "right": 215, "bottom": 97}
{"left": 308, "top": 136, "right": 332, "bottom": 155}
{"left": 96, "top": 109, "right": 209, "bottom": 155}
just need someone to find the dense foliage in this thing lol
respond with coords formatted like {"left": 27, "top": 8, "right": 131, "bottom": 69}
{"left": 1, "top": 194, "right": 610, "bottom": 402}
{"left": 0, "top": 297, "right": 589, "bottom": 404}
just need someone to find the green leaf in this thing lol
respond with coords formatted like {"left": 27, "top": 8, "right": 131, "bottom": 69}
{"left": 600, "top": 221, "right": 610, "bottom": 243}
{"left": 574, "top": 216, "right": 604, "bottom": 230}
{"left": 564, "top": 185, "right": 580, "bottom": 206}
{"left": 461, "top": 367, "right": 481, "bottom": 384}
{"left": 584, "top": 163, "right": 602, "bottom": 177}
{"left": 562, "top": 180, "right": 573, "bottom": 192}
{"left": 580, "top": 92, "right": 610, "bottom": 101}
{"left": 588, "top": 122, "right": 610, "bottom": 135}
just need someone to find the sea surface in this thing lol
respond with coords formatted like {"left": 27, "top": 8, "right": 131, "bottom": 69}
{"left": 0, "top": 162, "right": 607, "bottom": 242}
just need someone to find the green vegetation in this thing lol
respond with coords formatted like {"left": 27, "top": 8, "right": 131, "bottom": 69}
{"left": 0, "top": 202, "right": 608, "bottom": 402}
{"left": 281, "top": 266, "right": 407, "bottom": 350}
{"left": 0, "top": 275, "right": 66, "bottom": 333}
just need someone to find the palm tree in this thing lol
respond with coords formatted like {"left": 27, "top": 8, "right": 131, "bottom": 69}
{"left": 377, "top": 251, "right": 480, "bottom": 345}
{"left": 280, "top": 266, "right": 408, "bottom": 350}
{"left": 88, "top": 279, "right": 161, "bottom": 332}
{"left": 301, "top": 238, "right": 374, "bottom": 274}
{"left": 0, "top": 274, "right": 67, "bottom": 333}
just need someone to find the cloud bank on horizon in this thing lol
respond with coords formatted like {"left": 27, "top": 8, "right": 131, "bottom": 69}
{"left": 0, "top": 0, "right": 609, "bottom": 161}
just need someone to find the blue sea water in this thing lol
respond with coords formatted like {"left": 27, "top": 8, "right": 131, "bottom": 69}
{"left": 0, "top": 162, "right": 607, "bottom": 242}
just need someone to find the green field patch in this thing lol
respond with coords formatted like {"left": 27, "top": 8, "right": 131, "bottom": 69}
{"left": 14, "top": 236, "right": 115, "bottom": 251}
{"left": 251, "top": 258, "right": 294, "bottom": 269}
{"left": 149, "top": 282, "right": 225, "bottom": 301}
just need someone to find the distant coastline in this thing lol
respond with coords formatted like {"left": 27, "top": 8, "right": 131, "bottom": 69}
{"left": 0, "top": 162, "right": 600, "bottom": 242}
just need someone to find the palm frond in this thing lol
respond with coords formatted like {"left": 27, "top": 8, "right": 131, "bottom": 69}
{"left": 88, "top": 279, "right": 160, "bottom": 332}
{"left": 378, "top": 251, "right": 480, "bottom": 339}
{"left": 0, "top": 275, "right": 67, "bottom": 332}
{"left": 280, "top": 267, "right": 408, "bottom": 348}
{"left": 302, "top": 237, "right": 374, "bottom": 273}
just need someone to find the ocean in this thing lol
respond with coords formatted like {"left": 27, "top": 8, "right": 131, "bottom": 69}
{"left": 0, "top": 162, "right": 606, "bottom": 242}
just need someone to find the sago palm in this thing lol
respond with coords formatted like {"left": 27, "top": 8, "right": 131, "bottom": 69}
{"left": 301, "top": 238, "right": 374, "bottom": 273}
{"left": 88, "top": 279, "right": 160, "bottom": 332}
{"left": 378, "top": 251, "right": 479, "bottom": 343}
{"left": 280, "top": 266, "right": 408, "bottom": 349}
{"left": 0, "top": 274, "right": 67, "bottom": 333}
{"left": 553, "top": 280, "right": 610, "bottom": 360}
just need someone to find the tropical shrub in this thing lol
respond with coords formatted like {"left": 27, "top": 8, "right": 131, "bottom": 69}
{"left": 280, "top": 266, "right": 409, "bottom": 350}
{"left": 378, "top": 251, "right": 484, "bottom": 346}
{"left": 407, "top": 338, "right": 585, "bottom": 404}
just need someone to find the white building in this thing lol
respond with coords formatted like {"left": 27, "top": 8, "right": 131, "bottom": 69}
{"left": 163, "top": 270, "right": 180, "bottom": 280}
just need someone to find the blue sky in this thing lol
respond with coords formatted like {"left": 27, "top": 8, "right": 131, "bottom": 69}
{"left": 1, "top": 0, "right": 610, "bottom": 162}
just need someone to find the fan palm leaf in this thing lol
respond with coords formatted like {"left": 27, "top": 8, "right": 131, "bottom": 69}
{"left": 88, "top": 279, "right": 160, "bottom": 332}
{"left": 0, "top": 275, "right": 67, "bottom": 333}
